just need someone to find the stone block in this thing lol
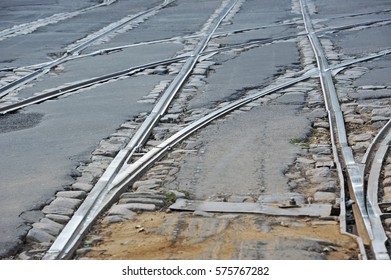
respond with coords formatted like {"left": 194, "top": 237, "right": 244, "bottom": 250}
{"left": 121, "top": 203, "right": 156, "bottom": 211}
{"left": 56, "top": 190, "right": 86, "bottom": 199}
{"left": 50, "top": 197, "right": 81, "bottom": 210}
{"left": 314, "top": 192, "right": 337, "bottom": 204}
{"left": 26, "top": 228, "right": 56, "bottom": 243}
{"left": 71, "top": 182, "right": 94, "bottom": 192}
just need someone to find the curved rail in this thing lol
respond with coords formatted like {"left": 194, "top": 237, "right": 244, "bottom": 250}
{"left": 299, "top": 0, "right": 389, "bottom": 260}
{"left": 0, "top": 1, "right": 114, "bottom": 42}
{"left": 0, "top": 56, "right": 186, "bottom": 115}
{"left": 363, "top": 120, "right": 391, "bottom": 259}
{"left": 0, "top": 0, "right": 173, "bottom": 99}
{"left": 43, "top": 0, "right": 241, "bottom": 260}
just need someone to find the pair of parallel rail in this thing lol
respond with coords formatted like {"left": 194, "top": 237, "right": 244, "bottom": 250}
{"left": 1, "top": 0, "right": 390, "bottom": 259}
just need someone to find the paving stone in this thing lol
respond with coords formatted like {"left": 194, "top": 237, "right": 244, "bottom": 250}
{"left": 193, "top": 210, "right": 214, "bottom": 217}
{"left": 383, "top": 178, "right": 391, "bottom": 188}
{"left": 258, "top": 193, "right": 305, "bottom": 204}
{"left": 168, "top": 190, "right": 187, "bottom": 199}
{"left": 42, "top": 205, "right": 74, "bottom": 216}
{"left": 121, "top": 203, "right": 156, "bottom": 211}
{"left": 296, "top": 157, "right": 315, "bottom": 164}
{"left": 49, "top": 197, "right": 81, "bottom": 210}
{"left": 383, "top": 187, "right": 391, "bottom": 196}
{"left": 45, "top": 214, "right": 70, "bottom": 225}
{"left": 315, "top": 161, "right": 335, "bottom": 168}
{"left": 313, "top": 122, "right": 329, "bottom": 129}
{"left": 384, "top": 218, "right": 391, "bottom": 228}
{"left": 71, "top": 182, "right": 94, "bottom": 192}
{"left": 309, "top": 145, "right": 331, "bottom": 155}
{"left": 104, "top": 216, "right": 128, "bottom": 224}
{"left": 135, "top": 185, "right": 160, "bottom": 192}
{"left": 228, "top": 195, "right": 254, "bottom": 203}
{"left": 348, "top": 133, "right": 372, "bottom": 144}
{"left": 33, "top": 218, "right": 63, "bottom": 236}
{"left": 20, "top": 210, "right": 44, "bottom": 224}
{"left": 80, "top": 166, "right": 105, "bottom": 178}
{"left": 352, "top": 142, "right": 369, "bottom": 152}
{"left": 118, "top": 197, "right": 165, "bottom": 207}
{"left": 18, "top": 251, "right": 33, "bottom": 260}
{"left": 161, "top": 113, "right": 182, "bottom": 123}
{"left": 218, "top": 214, "right": 240, "bottom": 220}
{"left": 120, "top": 192, "right": 166, "bottom": 199}
{"left": 92, "top": 137, "right": 128, "bottom": 157}
{"left": 314, "top": 192, "right": 337, "bottom": 203}
{"left": 192, "top": 67, "right": 208, "bottom": 75}
{"left": 316, "top": 182, "right": 338, "bottom": 192}
{"left": 384, "top": 169, "right": 391, "bottom": 178}
{"left": 349, "top": 118, "right": 365, "bottom": 125}
{"left": 372, "top": 107, "right": 391, "bottom": 117}
{"left": 74, "top": 172, "right": 96, "bottom": 184}
{"left": 312, "top": 155, "right": 332, "bottom": 162}
{"left": 306, "top": 168, "right": 333, "bottom": 183}
{"left": 310, "top": 108, "right": 327, "bottom": 119}
{"left": 133, "top": 179, "right": 162, "bottom": 190}
{"left": 107, "top": 205, "right": 137, "bottom": 219}
{"left": 26, "top": 228, "right": 56, "bottom": 243}
{"left": 56, "top": 190, "right": 86, "bottom": 200}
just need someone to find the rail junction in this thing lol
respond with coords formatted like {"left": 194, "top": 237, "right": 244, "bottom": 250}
{"left": 0, "top": 0, "right": 390, "bottom": 260}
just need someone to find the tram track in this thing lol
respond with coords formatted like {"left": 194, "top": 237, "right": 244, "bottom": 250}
{"left": 1, "top": 2, "right": 389, "bottom": 108}
{"left": 40, "top": 28, "right": 391, "bottom": 260}
{"left": 299, "top": 0, "right": 390, "bottom": 260}
{"left": 0, "top": 0, "right": 116, "bottom": 42}
{"left": 0, "top": 0, "right": 173, "bottom": 99}
{"left": 2, "top": 0, "right": 390, "bottom": 261}
{"left": 43, "top": 0, "right": 241, "bottom": 260}
{"left": 1, "top": 29, "right": 389, "bottom": 116}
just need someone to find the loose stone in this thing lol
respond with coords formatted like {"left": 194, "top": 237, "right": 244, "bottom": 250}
{"left": 306, "top": 167, "right": 333, "bottom": 184}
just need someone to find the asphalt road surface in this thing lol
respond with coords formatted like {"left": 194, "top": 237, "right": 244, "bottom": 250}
{"left": 0, "top": 0, "right": 390, "bottom": 260}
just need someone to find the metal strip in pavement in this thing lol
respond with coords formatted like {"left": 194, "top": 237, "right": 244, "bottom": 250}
{"left": 170, "top": 199, "right": 332, "bottom": 217}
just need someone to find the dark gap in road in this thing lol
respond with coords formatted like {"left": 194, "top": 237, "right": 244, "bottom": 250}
{"left": 0, "top": 112, "right": 44, "bottom": 134}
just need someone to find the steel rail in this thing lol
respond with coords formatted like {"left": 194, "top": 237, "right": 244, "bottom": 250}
{"left": 43, "top": 0, "right": 241, "bottom": 260}
{"left": 67, "top": 0, "right": 173, "bottom": 55}
{"left": 1, "top": 43, "right": 389, "bottom": 117}
{"left": 2, "top": 12, "right": 388, "bottom": 101}
{"left": 0, "top": 0, "right": 173, "bottom": 99}
{"left": 43, "top": 64, "right": 317, "bottom": 260}
{"left": 0, "top": 1, "right": 112, "bottom": 41}
{"left": 39, "top": 6, "right": 391, "bottom": 258}
{"left": 1, "top": 38, "right": 389, "bottom": 117}
{"left": 362, "top": 119, "right": 391, "bottom": 260}
{"left": 299, "top": 0, "right": 389, "bottom": 260}
{"left": 0, "top": 56, "right": 186, "bottom": 115}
